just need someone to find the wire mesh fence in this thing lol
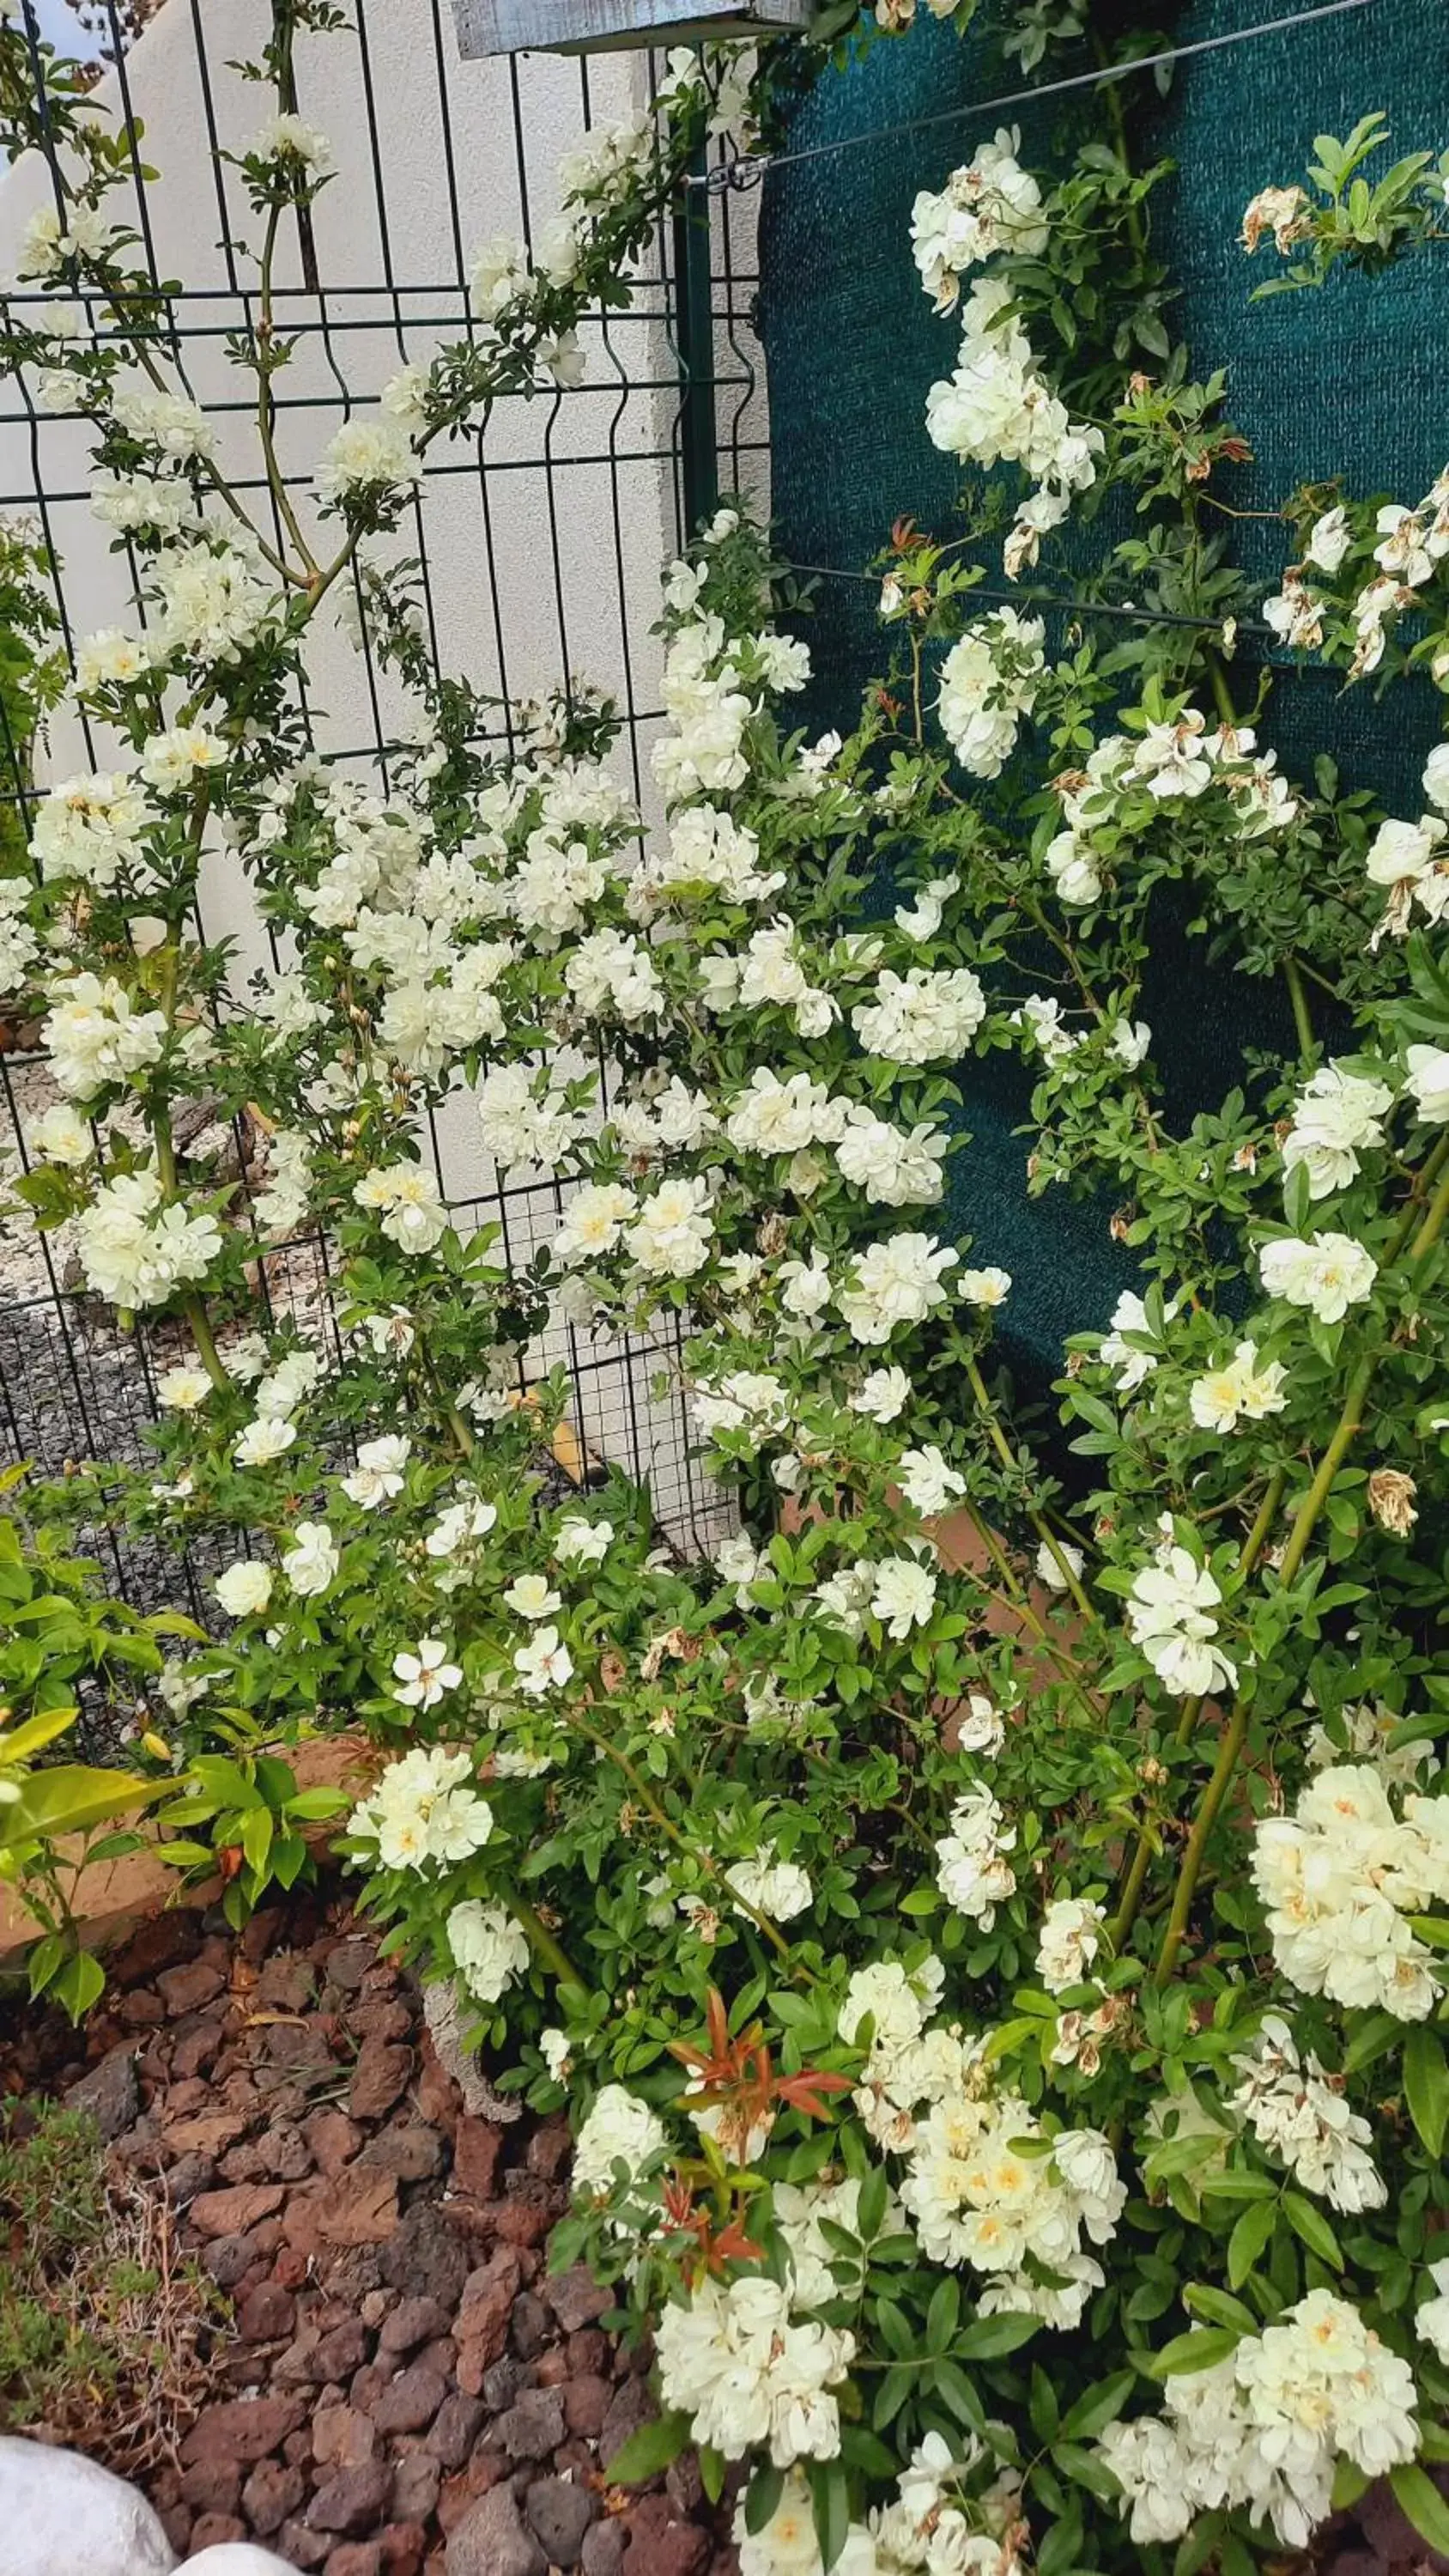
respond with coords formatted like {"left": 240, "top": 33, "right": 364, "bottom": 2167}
{"left": 0, "top": 0, "right": 761, "bottom": 1607}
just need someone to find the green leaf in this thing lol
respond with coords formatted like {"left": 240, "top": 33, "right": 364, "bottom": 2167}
{"left": 0, "top": 1704, "right": 77, "bottom": 1762}
{"left": 52, "top": 1947, "right": 105, "bottom": 2022}
{"left": 840, "top": 2426, "right": 901, "bottom": 2482}
{"left": 286, "top": 1784, "right": 349, "bottom": 1821}
{"left": 1050, "top": 2441, "right": 1122, "bottom": 2501}
{"left": 1390, "top": 2464, "right": 1449, "bottom": 2556}
{"left": 1059, "top": 2372, "right": 1137, "bottom": 2442}
{"left": 26, "top": 1930, "right": 67, "bottom": 1996}
{"left": 1282, "top": 2190, "right": 1343, "bottom": 2270}
{"left": 2, "top": 1764, "right": 167, "bottom": 1848}
{"left": 954, "top": 2313, "right": 1038, "bottom": 2360}
{"left": 744, "top": 2469, "right": 784, "bottom": 2537}
{"left": 808, "top": 2461, "right": 852, "bottom": 2574}
{"left": 1151, "top": 2327, "right": 1240, "bottom": 2379}
{"left": 1185, "top": 2284, "right": 1257, "bottom": 2334}
{"left": 926, "top": 2275, "right": 961, "bottom": 2355}
{"left": 1404, "top": 2026, "right": 1449, "bottom": 2158}
{"left": 1029, "top": 2364, "right": 1059, "bottom": 2444}
{"left": 240, "top": 1803, "right": 274, "bottom": 1874}
{"left": 603, "top": 2409, "right": 692, "bottom": 2485}
{"left": 935, "top": 2360, "right": 985, "bottom": 2434}
{"left": 1228, "top": 2198, "right": 1276, "bottom": 2290}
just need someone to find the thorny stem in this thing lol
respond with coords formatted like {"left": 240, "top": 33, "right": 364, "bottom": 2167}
{"left": 180, "top": 1294, "right": 229, "bottom": 1392}
{"left": 961, "top": 1501, "right": 1106, "bottom": 1725}
{"left": 510, "top": 1893, "right": 579, "bottom": 1988}
{"left": 966, "top": 1358, "right": 1096, "bottom": 1624}
{"left": 256, "top": 194, "right": 321, "bottom": 580}
{"left": 1107, "top": 1823, "right": 1155, "bottom": 1952}
{"left": 1283, "top": 955, "right": 1315, "bottom": 1063}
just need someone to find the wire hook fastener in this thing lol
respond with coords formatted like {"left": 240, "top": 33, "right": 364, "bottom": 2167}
{"left": 689, "top": 152, "right": 770, "bottom": 193}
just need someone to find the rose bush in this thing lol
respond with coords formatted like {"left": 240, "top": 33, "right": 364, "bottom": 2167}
{"left": 5, "top": 4, "right": 1449, "bottom": 2573}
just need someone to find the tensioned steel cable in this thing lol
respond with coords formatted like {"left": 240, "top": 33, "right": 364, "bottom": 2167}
{"left": 779, "top": 556, "right": 1280, "bottom": 638}
{"left": 684, "top": 0, "right": 1378, "bottom": 190}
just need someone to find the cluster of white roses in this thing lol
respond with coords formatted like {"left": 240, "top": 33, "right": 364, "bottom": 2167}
{"left": 925, "top": 278, "right": 1104, "bottom": 579}
{"left": 1264, "top": 463, "right": 1449, "bottom": 681}
{"left": 933, "top": 1784, "right": 1017, "bottom": 1926}
{"left": 656, "top": 2272, "right": 854, "bottom": 2468}
{"left": 910, "top": 129, "right": 1048, "bottom": 311}
{"left": 1099, "top": 2293, "right": 1418, "bottom": 2548}
{"left": 935, "top": 607, "right": 1045, "bottom": 779}
{"left": 1362, "top": 742, "right": 1449, "bottom": 946}
{"left": 74, "top": 1169, "right": 221, "bottom": 1310}
{"left": 447, "top": 1897, "right": 531, "bottom": 2006}
{"left": 903, "top": 2079, "right": 1125, "bottom": 2324}
{"left": 348, "top": 1744, "right": 494, "bottom": 1873}
{"left": 737, "top": 2439, "right": 1027, "bottom": 2576}
{"left": 1043, "top": 708, "right": 1298, "bottom": 908}
{"left": 1229, "top": 2015, "right": 1385, "bottom": 2214}
{"left": 1252, "top": 1763, "right": 1449, "bottom": 2020}
{"left": 1281, "top": 1061, "right": 1394, "bottom": 1198}
{"left": 1125, "top": 1537, "right": 1235, "bottom": 1698}
{"left": 910, "top": 125, "right": 1101, "bottom": 581}
{"left": 41, "top": 971, "right": 170, "bottom": 1101}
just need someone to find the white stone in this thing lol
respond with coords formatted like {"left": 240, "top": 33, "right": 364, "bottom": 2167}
{"left": 180, "top": 2550, "right": 298, "bottom": 2574}
{"left": 0, "top": 2436, "right": 177, "bottom": 2576}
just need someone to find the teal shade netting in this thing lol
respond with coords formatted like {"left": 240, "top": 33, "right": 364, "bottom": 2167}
{"left": 756, "top": 0, "right": 1449, "bottom": 1383}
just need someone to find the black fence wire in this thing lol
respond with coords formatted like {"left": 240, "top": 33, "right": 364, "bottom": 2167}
{"left": 0, "top": 0, "right": 755, "bottom": 1619}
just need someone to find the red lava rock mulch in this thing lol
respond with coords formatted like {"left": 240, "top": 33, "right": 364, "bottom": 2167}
{"left": 3, "top": 1886, "right": 735, "bottom": 2576}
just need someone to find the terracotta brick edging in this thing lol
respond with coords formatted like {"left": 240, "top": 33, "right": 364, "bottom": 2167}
{"left": 0, "top": 1735, "right": 374, "bottom": 1965}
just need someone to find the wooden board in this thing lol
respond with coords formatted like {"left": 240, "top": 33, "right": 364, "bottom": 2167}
{"left": 453, "top": 0, "right": 810, "bottom": 55}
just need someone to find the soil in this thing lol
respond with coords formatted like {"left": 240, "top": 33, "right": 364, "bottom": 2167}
{"left": 0, "top": 1881, "right": 737, "bottom": 2576}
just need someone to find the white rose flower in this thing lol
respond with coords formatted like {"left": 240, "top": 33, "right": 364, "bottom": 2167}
{"left": 30, "top": 1102, "right": 93, "bottom": 1167}
{"left": 961, "top": 1265, "right": 1010, "bottom": 1306}
{"left": 895, "top": 1445, "right": 967, "bottom": 1516}
{"left": 341, "top": 1433, "right": 410, "bottom": 1510}
{"left": 1305, "top": 505, "right": 1352, "bottom": 573}
{"left": 1258, "top": 1230, "right": 1377, "bottom": 1322}
{"left": 514, "top": 1624, "right": 573, "bottom": 1696}
{"left": 1405, "top": 1043, "right": 1449, "bottom": 1125}
{"left": 234, "top": 1413, "right": 298, "bottom": 1467}
{"left": 215, "top": 1559, "right": 274, "bottom": 1618}
{"left": 1036, "top": 1895, "right": 1106, "bottom": 1993}
{"left": 555, "top": 1515, "right": 614, "bottom": 1565}
{"left": 155, "top": 1364, "right": 212, "bottom": 1411}
{"left": 870, "top": 1556, "right": 939, "bottom": 1637}
{"left": 282, "top": 1520, "right": 340, "bottom": 1598}
{"left": 392, "top": 1638, "right": 463, "bottom": 1710}
{"left": 447, "top": 1899, "right": 530, "bottom": 2005}
{"left": 573, "top": 2081, "right": 670, "bottom": 2196}
{"left": 726, "top": 1848, "right": 813, "bottom": 1923}
{"left": 1422, "top": 742, "right": 1449, "bottom": 815}
{"left": 849, "top": 1366, "right": 912, "bottom": 1423}
{"left": 1188, "top": 1340, "right": 1288, "bottom": 1434}
{"left": 505, "top": 1573, "right": 563, "bottom": 1621}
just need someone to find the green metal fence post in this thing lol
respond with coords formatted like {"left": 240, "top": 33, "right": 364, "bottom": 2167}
{"left": 670, "top": 149, "right": 719, "bottom": 535}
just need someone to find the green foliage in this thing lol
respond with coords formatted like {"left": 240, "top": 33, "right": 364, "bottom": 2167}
{"left": 0, "top": 2101, "right": 221, "bottom": 2461}
{"left": 1246, "top": 114, "right": 1449, "bottom": 297}
{"left": 5, "top": 0, "right": 1449, "bottom": 2567}
{"left": 0, "top": 1487, "right": 195, "bottom": 2017}
{"left": 0, "top": 514, "right": 62, "bottom": 878}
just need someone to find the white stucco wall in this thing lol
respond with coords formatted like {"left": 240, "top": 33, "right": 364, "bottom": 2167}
{"left": 0, "top": 0, "right": 768, "bottom": 847}
{"left": 0, "top": 0, "right": 763, "bottom": 1541}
